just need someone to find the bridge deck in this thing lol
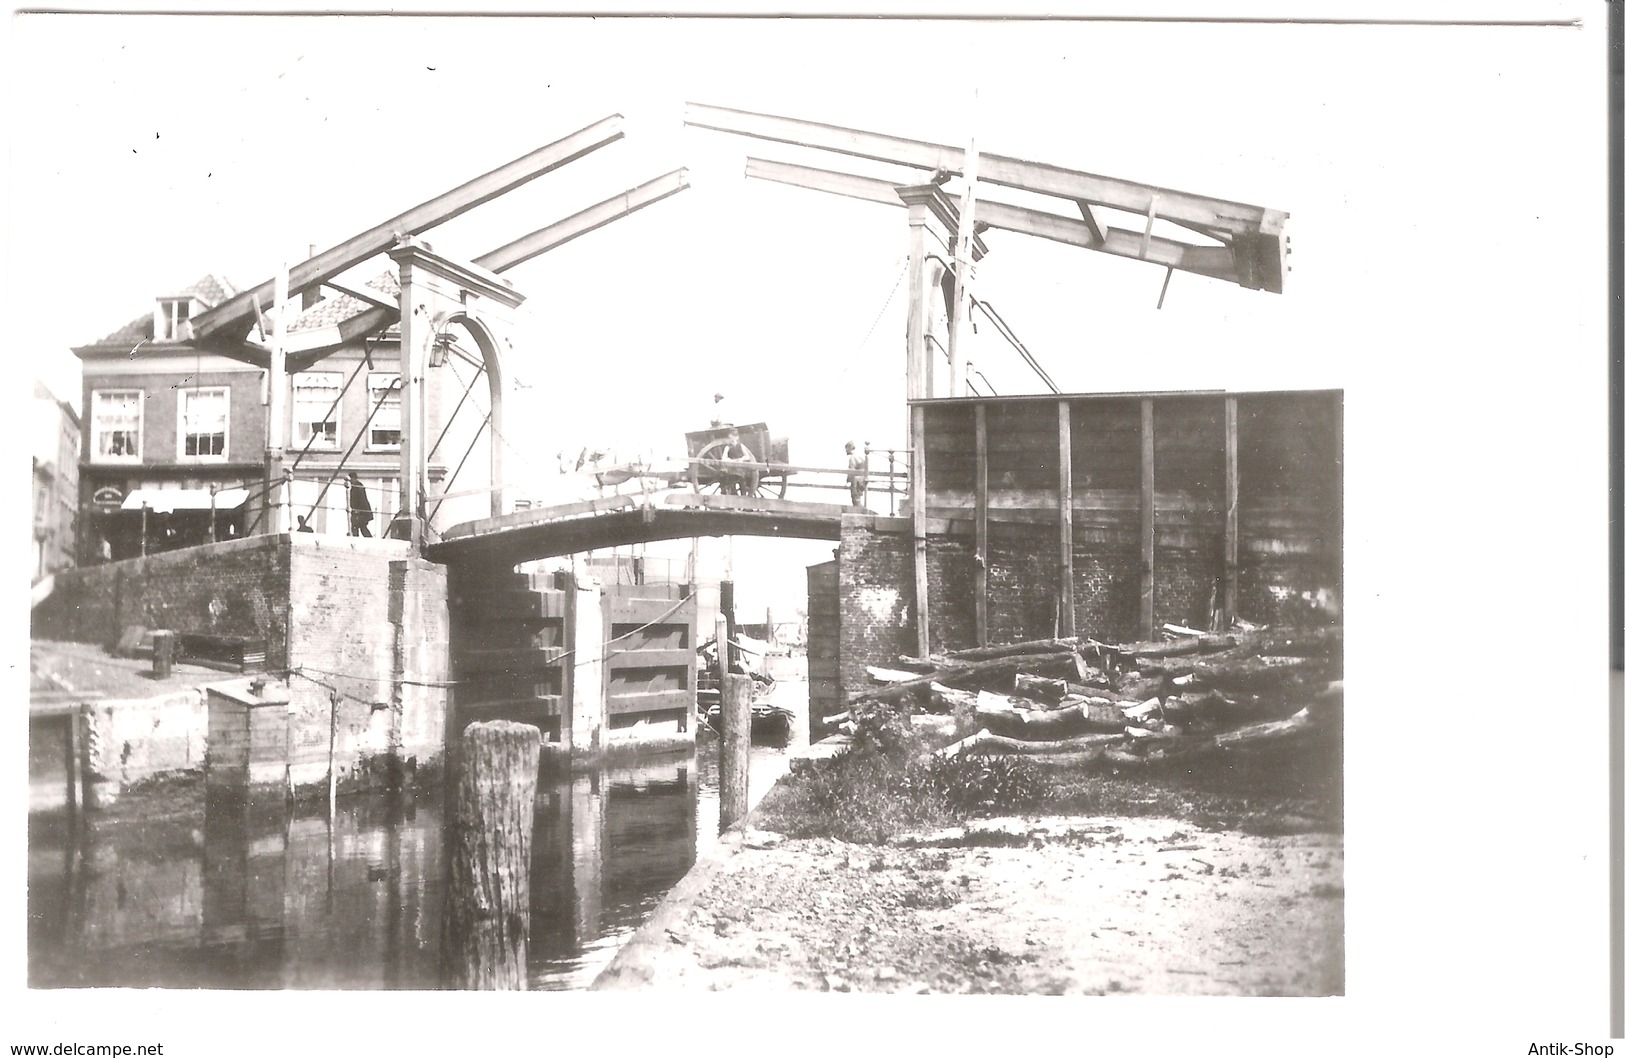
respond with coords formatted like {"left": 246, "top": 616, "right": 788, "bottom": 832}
{"left": 427, "top": 492, "right": 855, "bottom": 565}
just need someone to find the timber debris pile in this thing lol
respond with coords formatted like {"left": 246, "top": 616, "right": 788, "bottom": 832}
{"left": 844, "top": 622, "right": 1342, "bottom": 768}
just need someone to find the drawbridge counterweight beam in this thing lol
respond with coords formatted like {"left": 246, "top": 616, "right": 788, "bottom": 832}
{"left": 479, "top": 168, "right": 690, "bottom": 271}
{"left": 262, "top": 168, "right": 692, "bottom": 372}
{"left": 192, "top": 114, "right": 627, "bottom": 344}
{"left": 687, "top": 101, "right": 1287, "bottom": 292}
{"left": 744, "top": 157, "right": 1239, "bottom": 285}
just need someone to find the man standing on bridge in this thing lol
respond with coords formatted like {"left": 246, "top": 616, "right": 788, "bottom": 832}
{"left": 347, "top": 472, "right": 373, "bottom": 537}
{"left": 846, "top": 441, "right": 868, "bottom": 509}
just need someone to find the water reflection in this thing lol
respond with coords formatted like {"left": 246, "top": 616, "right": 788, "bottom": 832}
{"left": 29, "top": 749, "right": 727, "bottom": 990}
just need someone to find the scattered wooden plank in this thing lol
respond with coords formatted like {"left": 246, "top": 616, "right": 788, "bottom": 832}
{"left": 847, "top": 651, "right": 1074, "bottom": 706}
{"left": 941, "top": 638, "right": 1080, "bottom": 663}
{"left": 961, "top": 731, "right": 1124, "bottom": 756}
{"left": 1013, "top": 672, "right": 1068, "bottom": 703}
{"left": 974, "top": 691, "right": 1130, "bottom": 740}
{"left": 927, "top": 683, "right": 979, "bottom": 714}
{"left": 1213, "top": 707, "right": 1314, "bottom": 748}
{"left": 867, "top": 665, "right": 928, "bottom": 684}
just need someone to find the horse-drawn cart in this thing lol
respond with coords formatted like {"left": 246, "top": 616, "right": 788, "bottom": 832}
{"left": 684, "top": 422, "right": 790, "bottom": 500}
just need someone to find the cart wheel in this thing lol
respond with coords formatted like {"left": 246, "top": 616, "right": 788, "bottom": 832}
{"left": 695, "top": 438, "right": 762, "bottom": 497}
{"left": 755, "top": 475, "right": 789, "bottom": 500}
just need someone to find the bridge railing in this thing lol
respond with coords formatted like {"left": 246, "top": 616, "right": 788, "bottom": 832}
{"left": 676, "top": 451, "right": 910, "bottom": 513}
{"left": 428, "top": 446, "right": 914, "bottom": 518}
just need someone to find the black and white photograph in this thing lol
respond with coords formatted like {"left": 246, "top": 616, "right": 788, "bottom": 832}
{"left": 8, "top": 2, "right": 1615, "bottom": 1052}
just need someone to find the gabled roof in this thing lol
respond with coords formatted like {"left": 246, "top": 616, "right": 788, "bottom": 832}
{"left": 85, "top": 274, "right": 239, "bottom": 348}
{"left": 288, "top": 270, "right": 401, "bottom": 336}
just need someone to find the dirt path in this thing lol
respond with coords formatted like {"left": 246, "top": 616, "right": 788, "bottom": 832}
{"left": 596, "top": 815, "right": 1343, "bottom": 994}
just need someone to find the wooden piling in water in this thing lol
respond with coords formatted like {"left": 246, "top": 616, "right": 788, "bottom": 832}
{"left": 443, "top": 720, "right": 543, "bottom": 989}
{"left": 718, "top": 675, "right": 752, "bottom": 832}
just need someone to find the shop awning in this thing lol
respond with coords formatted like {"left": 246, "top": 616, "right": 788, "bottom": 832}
{"left": 119, "top": 488, "right": 250, "bottom": 514}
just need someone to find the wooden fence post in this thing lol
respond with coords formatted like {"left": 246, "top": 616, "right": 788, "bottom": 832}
{"left": 443, "top": 720, "right": 542, "bottom": 989}
{"left": 718, "top": 674, "right": 752, "bottom": 832}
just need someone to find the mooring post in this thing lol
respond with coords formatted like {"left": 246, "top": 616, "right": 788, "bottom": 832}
{"left": 443, "top": 720, "right": 542, "bottom": 989}
{"left": 719, "top": 578, "right": 736, "bottom": 675}
{"left": 718, "top": 674, "right": 752, "bottom": 833}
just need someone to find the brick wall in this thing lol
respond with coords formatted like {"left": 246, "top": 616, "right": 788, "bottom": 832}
{"left": 838, "top": 391, "right": 1340, "bottom": 694}
{"left": 82, "top": 369, "right": 269, "bottom": 467}
{"left": 1072, "top": 548, "right": 1140, "bottom": 641}
{"left": 837, "top": 517, "right": 914, "bottom": 708}
{"left": 1155, "top": 545, "right": 1225, "bottom": 632}
{"left": 840, "top": 524, "right": 1334, "bottom": 695}
{"left": 986, "top": 523, "right": 1061, "bottom": 645}
{"left": 1238, "top": 554, "right": 1340, "bottom": 626}
{"left": 925, "top": 536, "right": 977, "bottom": 653}
{"left": 33, "top": 534, "right": 291, "bottom": 656}
{"left": 33, "top": 534, "right": 449, "bottom": 796}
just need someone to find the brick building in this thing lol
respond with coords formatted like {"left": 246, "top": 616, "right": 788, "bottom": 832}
{"left": 32, "top": 380, "right": 80, "bottom": 578}
{"left": 74, "top": 275, "right": 269, "bottom": 561}
{"left": 72, "top": 272, "right": 473, "bottom": 562}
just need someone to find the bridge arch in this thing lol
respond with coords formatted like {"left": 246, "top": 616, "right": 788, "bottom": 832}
{"left": 432, "top": 308, "right": 510, "bottom": 524}
{"left": 426, "top": 494, "right": 853, "bottom": 570}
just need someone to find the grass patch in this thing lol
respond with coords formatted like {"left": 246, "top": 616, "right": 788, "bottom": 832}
{"left": 756, "top": 749, "right": 1052, "bottom": 844}
{"left": 758, "top": 702, "right": 1342, "bottom": 844}
{"left": 756, "top": 701, "right": 1050, "bottom": 844}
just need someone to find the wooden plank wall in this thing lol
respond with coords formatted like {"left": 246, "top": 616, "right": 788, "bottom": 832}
{"left": 914, "top": 390, "right": 1340, "bottom": 642}
{"left": 603, "top": 583, "right": 696, "bottom": 732}
{"left": 448, "top": 567, "right": 569, "bottom": 742}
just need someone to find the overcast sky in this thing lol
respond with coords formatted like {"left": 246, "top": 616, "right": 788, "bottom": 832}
{"left": 4, "top": 3, "right": 1615, "bottom": 1043}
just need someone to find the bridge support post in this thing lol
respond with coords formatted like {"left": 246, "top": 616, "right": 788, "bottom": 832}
{"left": 567, "top": 571, "right": 606, "bottom": 760}
{"left": 898, "top": 184, "right": 988, "bottom": 405}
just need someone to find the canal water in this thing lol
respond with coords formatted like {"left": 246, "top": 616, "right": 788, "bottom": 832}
{"left": 27, "top": 680, "right": 807, "bottom": 990}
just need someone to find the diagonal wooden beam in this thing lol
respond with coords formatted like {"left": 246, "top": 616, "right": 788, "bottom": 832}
{"left": 689, "top": 102, "right": 1287, "bottom": 291}
{"left": 744, "top": 157, "right": 1240, "bottom": 285}
{"left": 1073, "top": 200, "right": 1106, "bottom": 245}
{"left": 192, "top": 114, "right": 626, "bottom": 342}
{"left": 278, "top": 170, "right": 692, "bottom": 368}
{"left": 478, "top": 168, "right": 690, "bottom": 272}
{"left": 323, "top": 281, "right": 397, "bottom": 312}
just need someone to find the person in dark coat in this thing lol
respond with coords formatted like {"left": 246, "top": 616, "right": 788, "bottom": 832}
{"left": 718, "top": 428, "right": 756, "bottom": 496}
{"left": 347, "top": 472, "right": 373, "bottom": 537}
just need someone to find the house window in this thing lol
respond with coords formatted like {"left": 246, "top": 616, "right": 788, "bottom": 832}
{"left": 178, "top": 387, "right": 228, "bottom": 459}
{"left": 293, "top": 372, "right": 341, "bottom": 450}
{"left": 367, "top": 374, "right": 402, "bottom": 451}
{"left": 156, "top": 298, "right": 193, "bottom": 342}
{"left": 91, "top": 390, "right": 142, "bottom": 462}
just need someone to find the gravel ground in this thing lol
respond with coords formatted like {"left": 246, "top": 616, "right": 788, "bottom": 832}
{"left": 596, "top": 814, "right": 1343, "bottom": 994}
